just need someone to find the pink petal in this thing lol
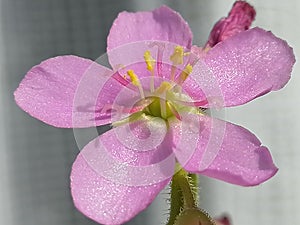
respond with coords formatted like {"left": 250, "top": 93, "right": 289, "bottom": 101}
{"left": 80, "top": 116, "right": 175, "bottom": 185}
{"left": 179, "top": 59, "right": 225, "bottom": 108}
{"left": 107, "top": 5, "right": 193, "bottom": 51}
{"left": 204, "top": 27, "right": 295, "bottom": 107}
{"left": 94, "top": 72, "right": 141, "bottom": 125}
{"left": 71, "top": 154, "right": 170, "bottom": 225}
{"left": 168, "top": 114, "right": 215, "bottom": 176}
{"left": 14, "top": 55, "right": 133, "bottom": 128}
{"left": 175, "top": 116, "right": 278, "bottom": 186}
{"left": 191, "top": 45, "right": 206, "bottom": 59}
{"left": 71, "top": 117, "right": 174, "bottom": 224}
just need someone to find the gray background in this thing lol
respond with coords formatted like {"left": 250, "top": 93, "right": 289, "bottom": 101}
{"left": 0, "top": 0, "right": 299, "bottom": 225}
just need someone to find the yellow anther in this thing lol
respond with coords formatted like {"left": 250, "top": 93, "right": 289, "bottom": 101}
{"left": 144, "top": 50, "right": 155, "bottom": 72}
{"left": 126, "top": 70, "right": 145, "bottom": 99}
{"left": 127, "top": 70, "right": 140, "bottom": 86}
{"left": 156, "top": 81, "right": 173, "bottom": 94}
{"left": 170, "top": 46, "right": 185, "bottom": 65}
{"left": 179, "top": 64, "right": 193, "bottom": 82}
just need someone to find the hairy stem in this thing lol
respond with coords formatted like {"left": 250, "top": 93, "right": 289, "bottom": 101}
{"left": 188, "top": 173, "right": 199, "bottom": 205}
{"left": 166, "top": 169, "right": 199, "bottom": 225}
{"left": 167, "top": 175, "right": 184, "bottom": 225}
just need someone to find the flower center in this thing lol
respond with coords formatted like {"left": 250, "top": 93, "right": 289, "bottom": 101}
{"left": 116, "top": 45, "right": 202, "bottom": 125}
{"left": 144, "top": 97, "right": 173, "bottom": 119}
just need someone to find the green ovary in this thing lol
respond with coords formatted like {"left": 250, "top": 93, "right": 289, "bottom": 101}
{"left": 142, "top": 95, "right": 203, "bottom": 121}
{"left": 144, "top": 97, "right": 174, "bottom": 119}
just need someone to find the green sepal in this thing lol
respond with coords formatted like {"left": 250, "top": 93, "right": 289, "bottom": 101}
{"left": 174, "top": 208, "right": 216, "bottom": 225}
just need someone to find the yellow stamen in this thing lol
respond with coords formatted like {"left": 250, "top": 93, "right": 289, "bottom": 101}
{"left": 144, "top": 50, "right": 156, "bottom": 92}
{"left": 144, "top": 50, "right": 155, "bottom": 72}
{"left": 179, "top": 64, "right": 193, "bottom": 82}
{"left": 155, "top": 82, "right": 173, "bottom": 119}
{"left": 169, "top": 46, "right": 190, "bottom": 81}
{"left": 170, "top": 46, "right": 185, "bottom": 65}
{"left": 156, "top": 81, "right": 173, "bottom": 95}
{"left": 127, "top": 70, "right": 140, "bottom": 86}
{"left": 126, "top": 70, "right": 145, "bottom": 98}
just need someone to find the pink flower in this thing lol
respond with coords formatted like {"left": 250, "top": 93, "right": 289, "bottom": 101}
{"left": 14, "top": 3, "right": 295, "bottom": 225}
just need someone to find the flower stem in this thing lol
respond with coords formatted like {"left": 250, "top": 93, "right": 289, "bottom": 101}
{"left": 188, "top": 173, "right": 199, "bottom": 205}
{"left": 167, "top": 175, "right": 183, "bottom": 225}
{"left": 166, "top": 169, "right": 199, "bottom": 225}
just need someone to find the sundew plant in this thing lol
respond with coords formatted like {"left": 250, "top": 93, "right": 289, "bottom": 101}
{"left": 14, "top": 1, "right": 295, "bottom": 225}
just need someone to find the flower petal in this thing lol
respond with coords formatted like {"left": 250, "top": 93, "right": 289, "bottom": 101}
{"left": 204, "top": 27, "right": 295, "bottom": 107}
{"left": 71, "top": 116, "right": 174, "bottom": 224}
{"left": 176, "top": 116, "right": 278, "bottom": 186}
{"left": 82, "top": 116, "right": 175, "bottom": 185}
{"left": 107, "top": 5, "right": 193, "bottom": 51}
{"left": 178, "top": 59, "right": 225, "bottom": 108}
{"left": 71, "top": 153, "right": 170, "bottom": 225}
{"left": 14, "top": 55, "right": 129, "bottom": 128}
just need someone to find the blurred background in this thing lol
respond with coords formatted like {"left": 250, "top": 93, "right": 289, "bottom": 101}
{"left": 0, "top": 0, "right": 299, "bottom": 224}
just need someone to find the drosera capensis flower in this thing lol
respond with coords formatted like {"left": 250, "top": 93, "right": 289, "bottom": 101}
{"left": 14, "top": 1, "right": 295, "bottom": 225}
